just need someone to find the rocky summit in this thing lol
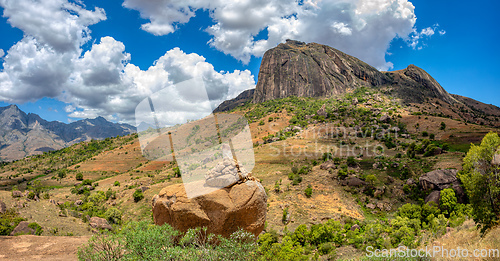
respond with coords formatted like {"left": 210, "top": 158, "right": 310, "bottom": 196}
{"left": 253, "top": 40, "right": 456, "bottom": 105}
{"left": 253, "top": 40, "right": 389, "bottom": 103}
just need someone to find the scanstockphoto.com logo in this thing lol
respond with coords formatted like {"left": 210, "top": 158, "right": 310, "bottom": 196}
{"left": 366, "top": 246, "right": 500, "bottom": 259}
{"left": 135, "top": 78, "right": 255, "bottom": 199}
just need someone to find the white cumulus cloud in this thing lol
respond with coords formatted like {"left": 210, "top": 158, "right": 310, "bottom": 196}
{"left": 0, "top": 0, "right": 255, "bottom": 125}
{"left": 123, "top": 0, "right": 425, "bottom": 70}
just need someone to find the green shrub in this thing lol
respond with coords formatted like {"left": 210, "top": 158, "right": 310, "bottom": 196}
{"left": 79, "top": 221, "right": 258, "bottom": 261}
{"left": 440, "top": 122, "right": 446, "bottom": 130}
{"left": 259, "top": 120, "right": 265, "bottom": 126}
{"left": 28, "top": 222, "right": 43, "bottom": 236}
{"left": 440, "top": 188, "right": 457, "bottom": 216}
{"left": 422, "top": 131, "right": 429, "bottom": 137}
{"left": 27, "top": 191, "right": 35, "bottom": 200}
{"left": 346, "top": 156, "right": 357, "bottom": 167}
{"left": 76, "top": 173, "right": 84, "bottom": 181}
{"left": 113, "top": 181, "right": 120, "bottom": 186}
{"left": 104, "top": 207, "right": 122, "bottom": 225}
{"left": 304, "top": 185, "right": 312, "bottom": 198}
{"left": 82, "top": 179, "right": 93, "bottom": 186}
{"left": 133, "top": 189, "right": 144, "bottom": 202}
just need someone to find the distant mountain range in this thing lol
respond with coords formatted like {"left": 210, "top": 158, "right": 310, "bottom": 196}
{"left": 0, "top": 105, "right": 136, "bottom": 161}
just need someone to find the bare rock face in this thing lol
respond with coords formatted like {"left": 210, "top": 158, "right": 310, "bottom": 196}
{"left": 152, "top": 180, "right": 267, "bottom": 237}
{"left": 10, "top": 221, "right": 35, "bottom": 236}
{"left": 253, "top": 40, "right": 390, "bottom": 103}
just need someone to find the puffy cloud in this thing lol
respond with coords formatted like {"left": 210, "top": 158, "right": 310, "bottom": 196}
{"left": 0, "top": 37, "right": 75, "bottom": 102}
{"left": 123, "top": 0, "right": 424, "bottom": 69}
{"left": 0, "top": 49, "right": 4, "bottom": 58}
{"left": 0, "top": 0, "right": 106, "bottom": 102}
{"left": 0, "top": 0, "right": 106, "bottom": 53}
{"left": 0, "top": 0, "right": 255, "bottom": 125}
{"left": 63, "top": 39, "right": 255, "bottom": 125}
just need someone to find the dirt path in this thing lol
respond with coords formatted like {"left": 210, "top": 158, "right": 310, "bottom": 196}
{"left": 0, "top": 235, "right": 90, "bottom": 261}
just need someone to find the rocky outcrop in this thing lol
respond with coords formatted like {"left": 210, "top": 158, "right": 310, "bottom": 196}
{"left": 213, "top": 89, "right": 255, "bottom": 113}
{"left": 419, "top": 169, "right": 458, "bottom": 191}
{"left": 10, "top": 221, "right": 35, "bottom": 236}
{"left": 420, "top": 169, "right": 466, "bottom": 204}
{"left": 385, "top": 65, "right": 456, "bottom": 104}
{"left": 152, "top": 180, "right": 267, "bottom": 237}
{"left": 89, "top": 217, "right": 113, "bottom": 231}
{"left": 253, "top": 40, "right": 390, "bottom": 103}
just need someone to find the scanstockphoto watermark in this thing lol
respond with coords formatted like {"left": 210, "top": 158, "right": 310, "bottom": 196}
{"left": 366, "top": 246, "right": 500, "bottom": 259}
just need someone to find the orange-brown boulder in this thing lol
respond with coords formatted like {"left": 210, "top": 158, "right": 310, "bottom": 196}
{"left": 152, "top": 180, "right": 267, "bottom": 237}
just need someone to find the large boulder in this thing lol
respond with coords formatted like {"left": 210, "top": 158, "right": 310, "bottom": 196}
{"left": 10, "top": 221, "right": 35, "bottom": 236}
{"left": 419, "top": 169, "right": 458, "bottom": 191}
{"left": 152, "top": 180, "right": 267, "bottom": 237}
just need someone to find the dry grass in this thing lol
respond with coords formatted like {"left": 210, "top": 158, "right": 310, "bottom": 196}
{"left": 423, "top": 220, "right": 500, "bottom": 261}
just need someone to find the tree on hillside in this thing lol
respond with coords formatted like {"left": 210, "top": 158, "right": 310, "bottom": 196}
{"left": 459, "top": 132, "right": 500, "bottom": 233}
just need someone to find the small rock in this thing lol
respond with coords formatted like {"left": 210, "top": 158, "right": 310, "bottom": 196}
{"left": 350, "top": 224, "right": 361, "bottom": 231}
{"left": 320, "top": 161, "right": 336, "bottom": 170}
{"left": 75, "top": 200, "right": 83, "bottom": 206}
{"left": 0, "top": 200, "right": 6, "bottom": 214}
{"left": 492, "top": 153, "right": 500, "bottom": 165}
{"left": 140, "top": 186, "right": 150, "bottom": 193}
{"left": 89, "top": 217, "right": 113, "bottom": 230}
{"left": 366, "top": 203, "right": 376, "bottom": 209}
{"left": 380, "top": 114, "right": 392, "bottom": 123}
{"left": 12, "top": 191, "right": 23, "bottom": 197}
{"left": 317, "top": 104, "right": 328, "bottom": 117}
{"left": 406, "top": 178, "right": 415, "bottom": 186}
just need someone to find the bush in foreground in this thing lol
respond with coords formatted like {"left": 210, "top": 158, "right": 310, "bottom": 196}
{"left": 78, "top": 221, "right": 258, "bottom": 261}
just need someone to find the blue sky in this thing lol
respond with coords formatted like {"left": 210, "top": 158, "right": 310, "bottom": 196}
{"left": 0, "top": 0, "right": 498, "bottom": 125}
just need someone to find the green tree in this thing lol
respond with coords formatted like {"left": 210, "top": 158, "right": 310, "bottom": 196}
{"left": 439, "top": 188, "right": 457, "bottom": 216}
{"left": 459, "top": 132, "right": 500, "bottom": 232}
{"left": 440, "top": 122, "right": 446, "bottom": 130}
{"left": 133, "top": 189, "right": 144, "bottom": 202}
{"left": 365, "top": 174, "right": 377, "bottom": 186}
{"left": 76, "top": 173, "right": 83, "bottom": 181}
